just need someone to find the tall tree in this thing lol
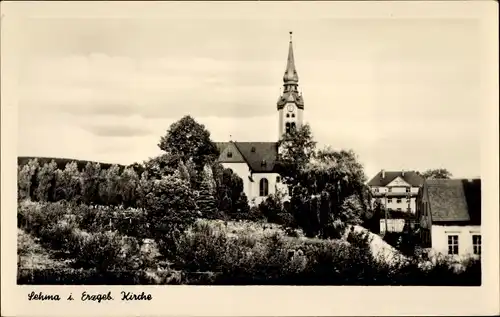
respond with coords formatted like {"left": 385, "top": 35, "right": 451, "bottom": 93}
{"left": 54, "top": 161, "right": 81, "bottom": 202}
{"left": 34, "top": 160, "right": 58, "bottom": 202}
{"left": 291, "top": 147, "right": 369, "bottom": 238}
{"left": 142, "top": 171, "right": 198, "bottom": 257}
{"left": 420, "top": 168, "right": 453, "bottom": 180}
{"left": 158, "top": 115, "right": 220, "bottom": 169}
{"left": 80, "top": 162, "right": 102, "bottom": 206}
{"left": 99, "top": 164, "right": 121, "bottom": 207}
{"left": 118, "top": 167, "right": 139, "bottom": 208}
{"left": 277, "top": 123, "right": 317, "bottom": 188}
{"left": 196, "top": 165, "right": 219, "bottom": 219}
{"left": 18, "top": 159, "right": 40, "bottom": 201}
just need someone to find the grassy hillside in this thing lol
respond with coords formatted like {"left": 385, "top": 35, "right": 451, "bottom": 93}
{"left": 18, "top": 156, "right": 127, "bottom": 172}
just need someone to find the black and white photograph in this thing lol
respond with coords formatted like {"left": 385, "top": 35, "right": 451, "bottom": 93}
{"left": 2, "top": 1, "right": 499, "bottom": 314}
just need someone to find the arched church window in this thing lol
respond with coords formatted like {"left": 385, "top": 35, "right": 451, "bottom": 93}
{"left": 276, "top": 176, "right": 281, "bottom": 183}
{"left": 285, "top": 123, "right": 291, "bottom": 134}
{"left": 291, "top": 122, "right": 296, "bottom": 131}
{"left": 286, "top": 114, "right": 290, "bottom": 118}
{"left": 259, "top": 178, "right": 269, "bottom": 196}
{"left": 292, "top": 114, "right": 295, "bottom": 118}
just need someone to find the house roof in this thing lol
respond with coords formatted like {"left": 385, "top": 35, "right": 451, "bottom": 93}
{"left": 426, "top": 179, "right": 481, "bottom": 224}
{"left": 216, "top": 142, "right": 279, "bottom": 173}
{"left": 367, "top": 170, "right": 424, "bottom": 187}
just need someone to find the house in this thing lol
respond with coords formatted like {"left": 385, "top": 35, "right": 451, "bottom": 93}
{"left": 367, "top": 170, "right": 425, "bottom": 233}
{"left": 216, "top": 32, "right": 303, "bottom": 205}
{"left": 367, "top": 170, "right": 424, "bottom": 213}
{"left": 417, "top": 178, "right": 481, "bottom": 258}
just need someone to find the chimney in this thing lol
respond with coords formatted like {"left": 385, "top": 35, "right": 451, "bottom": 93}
{"left": 402, "top": 170, "right": 405, "bottom": 176}
{"left": 381, "top": 169, "right": 385, "bottom": 178}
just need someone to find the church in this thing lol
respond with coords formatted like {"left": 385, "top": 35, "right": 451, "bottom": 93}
{"left": 216, "top": 32, "right": 304, "bottom": 205}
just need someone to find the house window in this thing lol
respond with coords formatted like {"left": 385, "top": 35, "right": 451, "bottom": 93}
{"left": 406, "top": 188, "right": 410, "bottom": 193}
{"left": 374, "top": 188, "right": 379, "bottom": 193}
{"left": 227, "top": 151, "right": 232, "bottom": 158}
{"left": 448, "top": 235, "right": 459, "bottom": 255}
{"left": 387, "top": 198, "right": 392, "bottom": 203}
{"left": 259, "top": 178, "right": 269, "bottom": 196}
{"left": 388, "top": 188, "right": 392, "bottom": 193}
{"left": 397, "top": 208, "right": 402, "bottom": 211}
{"left": 472, "top": 235, "right": 481, "bottom": 255}
{"left": 276, "top": 176, "right": 281, "bottom": 183}
{"left": 396, "top": 198, "right": 402, "bottom": 203}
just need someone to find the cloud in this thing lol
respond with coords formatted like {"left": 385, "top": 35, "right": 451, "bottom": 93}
{"left": 83, "top": 124, "right": 151, "bottom": 138}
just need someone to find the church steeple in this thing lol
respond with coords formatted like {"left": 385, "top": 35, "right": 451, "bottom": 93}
{"left": 283, "top": 31, "right": 299, "bottom": 85}
{"left": 277, "top": 31, "right": 304, "bottom": 139}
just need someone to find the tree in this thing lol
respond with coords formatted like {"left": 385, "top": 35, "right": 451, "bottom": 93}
{"left": 196, "top": 165, "right": 219, "bottom": 219}
{"left": 142, "top": 153, "right": 181, "bottom": 180}
{"left": 34, "top": 160, "right": 58, "bottom": 202}
{"left": 118, "top": 167, "right": 139, "bottom": 208}
{"left": 212, "top": 166, "right": 246, "bottom": 215}
{"left": 277, "top": 124, "right": 317, "bottom": 188}
{"left": 158, "top": 115, "right": 220, "bottom": 169}
{"left": 18, "top": 159, "right": 40, "bottom": 201}
{"left": 80, "top": 162, "right": 102, "bottom": 206}
{"left": 142, "top": 171, "right": 199, "bottom": 257}
{"left": 420, "top": 168, "right": 453, "bottom": 180}
{"left": 99, "top": 164, "right": 121, "bottom": 207}
{"left": 54, "top": 161, "right": 81, "bottom": 202}
{"left": 291, "top": 148, "right": 370, "bottom": 238}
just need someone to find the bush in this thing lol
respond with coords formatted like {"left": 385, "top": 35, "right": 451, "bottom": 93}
{"left": 18, "top": 201, "right": 68, "bottom": 237}
{"left": 72, "top": 231, "right": 143, "bottom": 272}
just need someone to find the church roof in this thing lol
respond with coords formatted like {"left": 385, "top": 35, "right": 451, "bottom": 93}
{"left": 216, "top": 142, "right": 279, "bottom": 173}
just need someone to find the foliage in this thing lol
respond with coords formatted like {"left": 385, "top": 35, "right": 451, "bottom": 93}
{"left": 80, "top": 162, "right": 102, "bottom": 205}
{"left": 141, "top": 172, "right": 199, "bottom": 257}
{"left": 197, "top": 165, "right": 220, "bottom": 219}
{"left": 276, "top": 123, "right": 317, "bottom": 187}
{"left": 420, "top": 168, "right": 453, "bottom": 180}
{"left": 17, "top": 159, "right": 40, "bottom": 200}
{"left": 118, "top": 167, "right": 140, "bottom": 209}
{"left": 54, "top": 162, "right": 81, "bottom": 203}
{"left": 99, "top": 164, "right": 121, "bottom": 207}
{"left": 289, "top": 148, "right": 369, "bottom": 238}
{"left": 157, "top": 115, "right": 220, "bottom": 170}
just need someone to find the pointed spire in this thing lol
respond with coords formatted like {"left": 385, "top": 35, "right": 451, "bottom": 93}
{"left": 283, "top": 31, "right": 299, "bottom": 84}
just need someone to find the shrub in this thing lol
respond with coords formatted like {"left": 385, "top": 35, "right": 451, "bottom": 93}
{"left": 72, "top": 231, "right": 143, "bottom": 272}
{"left": 18, "top": 201, "right": 68, "bottom": 237}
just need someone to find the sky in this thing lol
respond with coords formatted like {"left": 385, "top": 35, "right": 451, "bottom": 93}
{"left": 14, "top": 4, "right": 486, "bottom": 179}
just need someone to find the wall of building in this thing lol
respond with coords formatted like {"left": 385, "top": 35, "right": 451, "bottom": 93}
{"left": 370, "top": 186, "right": 420, "bottom": 213}
{"left": 249, "top": 172, "right": 288, "bottom": 205}
{"left": 221, "top": 163, "right": 289, "bottom": 206}
{"left": 431, "top": 224, "right": 481, "bottom": 258}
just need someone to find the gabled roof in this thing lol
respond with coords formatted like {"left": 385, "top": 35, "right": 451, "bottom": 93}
{"left": 216, "top": 142, "right": 278, "bottom": 173}
{"left": 426, "top": 179, "right": 481, "bottom": 224}
{"left": 367, "top": 170, "right": 424, "bottom": 187}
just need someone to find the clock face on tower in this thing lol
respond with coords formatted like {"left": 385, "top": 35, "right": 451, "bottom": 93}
{"left": 287, "top": 104, "right": 294, "bottom": 112}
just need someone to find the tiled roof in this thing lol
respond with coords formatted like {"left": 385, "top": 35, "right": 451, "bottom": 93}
{"left": 216, "top": 142, "right": 278, "bottom": 173}
{"left": 367, "top": 170, "right": 424, "bottom": 187}
{"left": 426, "top": 179, "right": 481, "bottom": 224}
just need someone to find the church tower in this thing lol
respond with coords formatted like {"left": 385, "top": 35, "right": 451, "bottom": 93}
{"left": 277, "top": 31, "right": 304, "bottom": 139}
